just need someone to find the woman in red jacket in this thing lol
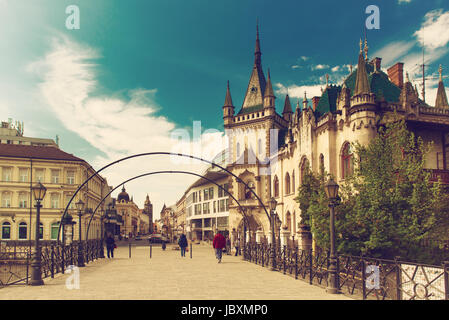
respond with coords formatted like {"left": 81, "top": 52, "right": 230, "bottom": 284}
{"left": 212, "top": 232, "right": 226, "bottom": 263}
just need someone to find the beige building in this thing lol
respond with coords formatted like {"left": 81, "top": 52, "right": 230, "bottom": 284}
{"left": 115, "top": 186, "right": 150, "bottom": 237}
{"left": 175, "top": 193, "right": 186, "bottom": 236}
{"left": 217, "top": 30, "right": 449, "bottom": 249}
{"left": 1, "top": 119, "right": 58, "bottom": 148}
{"left": 0, "top": 144, "right": 109, "bottom": 242}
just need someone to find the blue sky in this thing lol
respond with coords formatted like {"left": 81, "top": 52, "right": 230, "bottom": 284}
{"left": 1, "top": 0, "right": 449, "bottom": 217}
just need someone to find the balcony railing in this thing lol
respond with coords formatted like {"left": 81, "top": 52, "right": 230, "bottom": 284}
{"left": 427, "top": 169, "right": 449, "bottom": 184}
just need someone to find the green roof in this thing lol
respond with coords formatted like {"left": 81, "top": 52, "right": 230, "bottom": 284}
{"left": 315, "top": 85, "right": 341, "bottom": 118}
{"left": 237, "top": 104, "right": 264, "bottom": 115}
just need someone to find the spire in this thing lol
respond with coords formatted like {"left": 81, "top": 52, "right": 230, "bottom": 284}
{"left": 354, "top": 46, "right": 371, "bottom": 95}
{"left": 364, "top": 31, "right": 369, "bottom": 61}
{"left": 282, "top": 93, "right": 293, "bottom": 115}
{"left": 264, "top": 69, "right": 274, "bottom": 98}
{"left": 435, "top": 65, "right": 449, "bottom": 108}
{"left": 302, "top": 91, "right": 308, "bottom": 109}
{"left": 224, "top": 80, "right": 233, "bottom": 107}
{"left": 254, "top": 20, "right": 261, "bottom": 66}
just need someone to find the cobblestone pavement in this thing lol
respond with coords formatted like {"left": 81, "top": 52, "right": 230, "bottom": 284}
{"left": 0, "top": 243, "right": 352, "bottom": 300}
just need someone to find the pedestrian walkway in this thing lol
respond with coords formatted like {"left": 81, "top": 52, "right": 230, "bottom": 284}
{"left": 0, "top": 243, "right": 352, "bottom": 300}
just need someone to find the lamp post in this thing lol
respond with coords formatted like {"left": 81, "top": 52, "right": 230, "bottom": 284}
{"left": 269, "top": 197, "right": 277, "bottom": 271}
{"left": 76, "top": 199, "right": 85, "bottom": 267}
{"left": 99, "top": 208, "right": 105, "bottom": 258}
{"left": 30, "top": 182, "right": 46, "bottom": 286}
{"left": 325, "top": 177, "right": 340, "bottom": 294}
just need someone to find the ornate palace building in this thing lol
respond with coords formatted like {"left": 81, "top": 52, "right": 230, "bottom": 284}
{"left": 220, "top": 28, "right": 449, "bottom": 249}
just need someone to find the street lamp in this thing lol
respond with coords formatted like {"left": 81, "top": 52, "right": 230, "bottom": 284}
{"left": 99, "top": 208, "right": 105, "bottom": 258}
{"left": 268, "top": 197, "right": 277, "bottom": 271}
{"left": 30, "top": 182, "right": 46, "bottom": 286}
{"left": 325, "top": 177, "right": 340, "bottom": 294}
{"left": 75, "top": 199, "right": 85, "bottom": 267}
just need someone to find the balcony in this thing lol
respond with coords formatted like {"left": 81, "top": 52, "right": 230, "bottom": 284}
{"left": 427, "top": 169, "right": 449, "bottom": 184}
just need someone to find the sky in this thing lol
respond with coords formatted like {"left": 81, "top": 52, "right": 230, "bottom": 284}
{"left": 1, "top": 0, "right": 449, "bottom": 219}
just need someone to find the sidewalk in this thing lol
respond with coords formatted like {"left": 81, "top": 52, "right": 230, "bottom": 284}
{"left": 0, "top": 244, "right": 352, "bottom": 300}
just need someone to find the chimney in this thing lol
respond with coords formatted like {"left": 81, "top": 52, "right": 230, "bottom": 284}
{"left": 312, "top": 97, "right": 320, "bottom": 111}
{"left": 387, "top": 62, "right": 404, "bottom": 88}
{"left": 371, "top": 57, "right": 382, "bottom": 72}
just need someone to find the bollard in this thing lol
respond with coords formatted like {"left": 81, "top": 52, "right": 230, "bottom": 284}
{"left": 150, "top": 244, "right": 152, "bottom": 259}
{"left": 190, "top": 242, "right": 192, "bottom": 259}
{"left": 129, "top": 243, "right": 131, "bottom": 258}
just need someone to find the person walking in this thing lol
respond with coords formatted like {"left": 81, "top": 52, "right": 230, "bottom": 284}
{"left": 213, "top": 232, "right": 226, "bottom": 263}
{"left": 106, "top": 234, "right": 116, "bottom": 258}
{"left": 225, "top": 235, "right": 231, "bottom": 255}
{"left": 231, "top": 228, "right": 239, "bottom": 256}
{"left": 178, "top": 233, "right": 188, "bottom": 257}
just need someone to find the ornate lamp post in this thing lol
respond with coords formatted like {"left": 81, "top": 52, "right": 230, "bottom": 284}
{"left": 30, "top": 182, "right": 47, "bottom": 286}
{"left": 325, "top": 177, "right": 340, "bottom": 294}
{"left": 76, "top": 199, "right": 85, "bottom": 267}
{"left": 99, "top": 208, "right": 105, "bottom": 258}
{"left": 269, "top": 197, "right": 277, "bottom": 271}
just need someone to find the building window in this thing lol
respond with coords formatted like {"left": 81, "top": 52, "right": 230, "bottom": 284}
{"left": 19, "top": 193, "right": 28, "bottom": 208}
{"left": 209, "top": 187, "right": 214, "bottom": 199}
{"left": 204, "top": 189, "right": 209, "bottom": 201}
{"left": 219, "top": 199, "right": 226, "bottom": 212}
{"left": 51, "top": 223, "right": 59, "bottom": 240}
{"left": 285, "top": 173, "right": 291, "bottom": 195}
{"left": 244, "top": 181, "right": 255, "bottom": 199}
{"left": 202, "top": 202, "right": 210, "bottom": 214}
{"left": 273, "top": 176, "right": 279, "bottom": 198}
{"left": 65, "top": 195, "right": 75, "bottom": 209}
{"left": 213, "top": 201, "right": 216, "bottom": 213}
{"left": 2, "top": 222, "right": 11, "bottom": 239}
{"left": 67, "top": 170, "right": 75, "bottom": 185}
{"left": 236, "top": 142, "right": 241, "bottom": 159}
{"left": 444, "top": 133, "right": 449, "bottom": 170}
{"left": 300, "top": 158, "right": 310, "bottom": 184}
{"left": 292, "top": 170, "right": 295, "bottom": 193}
{"left": 39, "top": 223, "right": 44, "bottom": 240}
{"left": 18, "top": 222, "right": 27, "bottom": 240}
{"left": 320, "top": 154, "right": 325, "bottom": 174}
{"left": 342, "top": 143, "right": 354, "bottom": 179}
{"left": 51, "top": 170, "right": 60, "bottom": 184}
{"left": 51, "top": 194, "right": 60, "bottom": 209}
{"left": 35, "top": 169, "right": 44, "bottom": 182}
{"left": 2, "top": 193, "right": 11, "bottom": 208}
{"left": 19, "top": 168, "right": 28, "bottom": 182}
{"left": 2, "top": 167, "right": 12, "bottom": 182}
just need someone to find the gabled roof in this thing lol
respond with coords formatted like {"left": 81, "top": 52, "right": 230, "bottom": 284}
{"left": 0, "top": 144, "right": 84, "bottom": 162}
{"left": 315, "top": 85, "right": 342, "bottom": 117}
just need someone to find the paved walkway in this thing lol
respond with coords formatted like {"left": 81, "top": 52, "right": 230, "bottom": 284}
{"left": 0, "top": 243, "right": 352, "bottom": 300}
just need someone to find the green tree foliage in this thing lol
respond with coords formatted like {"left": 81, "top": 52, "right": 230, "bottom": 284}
{"left": 296, "top": 119, "right": 449, "bottom": 262}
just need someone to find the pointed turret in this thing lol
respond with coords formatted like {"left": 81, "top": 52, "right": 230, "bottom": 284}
{"left": 400, "top": 72, "right": 418, "bottom": 106}
{"left": 223, "top": 81, "right": 235, "bottom": 127}
{"left": 282, "top": 93, "right": 293, "bottom": 121}
{"left": 263, "top": 69, "right": 275, "bottom": 111}
{"left": 435, "top": 65, "right": 449, "bottom": 108}
{"left": 302, "top": 91, "right": 308, "bottom": 110}
{"left": 240, "top": 24, "right": 267, "bottom": 113}
{"left": 354, "top": 41, "right": 371, "bottom": 96}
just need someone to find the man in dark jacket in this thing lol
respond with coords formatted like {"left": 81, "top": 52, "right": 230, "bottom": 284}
{"left": 105, "top": 234, "right": 115, "bottom": 258}
{"left": 212, "top": 232, "right": 226, "bottom": 263}
{"left": 178, "top": 233, "right": 188, "bottom": 257}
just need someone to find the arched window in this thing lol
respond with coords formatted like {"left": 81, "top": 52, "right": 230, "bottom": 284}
{"left": 292, "top": 170, "right": 295, "bottom": 194}
{"left": 342, "top": 143, "right": 354, "bottom": 179}
{"left": 51, "top": 222, "right": 59, "bottom": 240}
{"left": 244, "top": 181, "right": 255, "bottom": 199}
{"left": 320, "top": 154, "right": 325, "bottom": 174}
{"left": 273, "top": 176, "right": 279, "bottom": 198}
{"left": 236, "top": 142, "right": 241, "bottom": 159}
{"left": 300, "top": 158, "right": 310, "bottom": 183}
{"left": 18, "top": 222, "right": 27, "bottom": 240}
{"left": 2, "top": 222, "right": 11, "bottom": 239}
{"left": 285, "top": 173, "right": 291, "bottom": 195}
{"left": 286, "top": 212, "right": 292, "bottom": 232}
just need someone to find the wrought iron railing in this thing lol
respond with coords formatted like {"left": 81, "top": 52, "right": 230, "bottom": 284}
{"left": 242, "top": 243, "right": 449, "bottom": 300}
{"left": 0, "top": 239, "right": 102, "bottom": 287}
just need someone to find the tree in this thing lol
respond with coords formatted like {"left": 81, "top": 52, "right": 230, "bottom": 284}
{"left": 296, "top": 119, "right": 449, "bottom": 262}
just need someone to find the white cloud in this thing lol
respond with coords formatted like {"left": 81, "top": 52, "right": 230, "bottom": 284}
{"left": 414, "top": 9, "right": 449, "bottom": 49}
{"left": 274, "top": 83, "right": 323, "bottom": 101}
{"left": 311, "top": 64, "right": 329, "bottom": 71}
{"left": 398, "top": 0, "right": 412, "bottom": 4}
{"left": 28, "top": 35, "right": 226, "bottom": 218}
{"left": 291, "top": 65, "right": 301, "bottom": 69}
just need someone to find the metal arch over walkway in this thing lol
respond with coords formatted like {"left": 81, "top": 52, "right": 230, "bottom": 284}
{"left": 58, "top": 152, "right": 272, "bottom": 243}
{"left": 84, "top": 170, "right": 254, "bottom": 241}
